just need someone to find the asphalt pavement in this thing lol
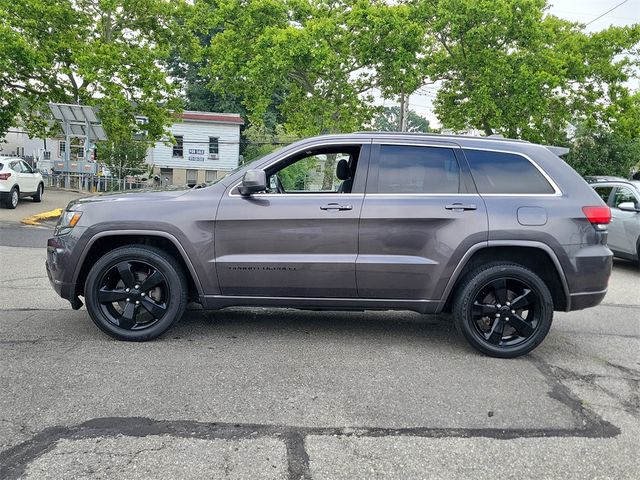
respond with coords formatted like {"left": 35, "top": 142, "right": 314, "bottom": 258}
{"left": 0, "top": 212, "right": 638, "bottom": 479}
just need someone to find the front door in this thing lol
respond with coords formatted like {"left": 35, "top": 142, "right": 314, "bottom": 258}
{"left": 357, "top": 142, "right": 488, "bottom": 300}
{"left": 609, "top": 185, "right": 640, "bottom": 255}
{"left": 215, "top": 143, "right": 370, "bottom": 297}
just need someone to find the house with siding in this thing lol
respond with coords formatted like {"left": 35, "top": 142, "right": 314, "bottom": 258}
{"left": 149, "top": 111, "right": 244, "bottom": 186}
{"left": 1, "top": 110, "right": 244, "bottom": 185}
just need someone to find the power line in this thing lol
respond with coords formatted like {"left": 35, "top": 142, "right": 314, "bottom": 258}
{"left": 585, "top": 0, "right": 632, "bottom": 26}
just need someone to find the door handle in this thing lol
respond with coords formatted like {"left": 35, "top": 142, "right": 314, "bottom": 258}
{"left": 445, "top": 203, "right": 477, "bottom": 211}
{"left": 320, "top": 203, "right": 353, "bottom": 211}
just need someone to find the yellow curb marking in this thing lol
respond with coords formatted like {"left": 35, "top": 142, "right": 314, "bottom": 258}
{"left": 21, "top": 208, "right": 63, "bottom": 225}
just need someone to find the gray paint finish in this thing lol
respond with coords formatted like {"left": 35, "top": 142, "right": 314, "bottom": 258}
{"left": 47, "top": 132, "right": 613, "bottom": 315}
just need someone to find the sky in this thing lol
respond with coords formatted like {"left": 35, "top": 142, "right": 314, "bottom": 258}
{"left": 399, "top": 0, "right": 640, "bottom": 127}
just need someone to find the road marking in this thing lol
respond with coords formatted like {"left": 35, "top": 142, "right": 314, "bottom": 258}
{"left": 20, "top": 208, "right": 63, "bottom": 225}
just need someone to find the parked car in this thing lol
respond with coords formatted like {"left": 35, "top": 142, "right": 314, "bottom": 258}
{"left": 46, "top": 133, "right": 613, "bottom": 358}
{"left": 588, "top": 177, "right": 640, "bottom": 265}
{"left": 0, "top": 157, "right": 45, "bottom": 209}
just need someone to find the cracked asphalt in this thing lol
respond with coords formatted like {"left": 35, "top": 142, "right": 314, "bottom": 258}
{"left": 0, "top": 208, "right": 639, "bottom": 479}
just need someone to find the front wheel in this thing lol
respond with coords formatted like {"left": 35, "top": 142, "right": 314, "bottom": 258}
{"left": 453, "top": 263, "right": 553, "bottom": 358}
{"left": 84, "top": 245, "right": 188, "bottom": 341}
{"left": 32, "top": 183, "right": 43, "bottom": 202}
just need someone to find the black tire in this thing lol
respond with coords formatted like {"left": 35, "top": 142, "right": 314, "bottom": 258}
{"left": 84, "top": 245, "right": 188, "bottom": 341}
{"left": 4, "top": 186, "right": 19, "bottom": 209}
{"left": 453, "top": 262, "right": 553, "bottom": 358}
{"left": 32, "top": 183, "right": 44, "bottom": 202}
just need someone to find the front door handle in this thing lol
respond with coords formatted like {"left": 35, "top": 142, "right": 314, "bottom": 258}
{"left": 445, "top": 203, "right": 477, "bottom": 211}
{"left": 320, "top": 203, "right": 353, "bottom": 211}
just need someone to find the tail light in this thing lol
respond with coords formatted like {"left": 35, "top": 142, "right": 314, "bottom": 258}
{"left": 0, "top": 172, "right": 11, "bottom": 180}
{"left": 582, "top": 206, "right": 611, "bottom": 225}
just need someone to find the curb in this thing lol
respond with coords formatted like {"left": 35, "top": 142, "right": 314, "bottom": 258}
{"left": 21, "top": 208, "right": 63, "bottom": 226}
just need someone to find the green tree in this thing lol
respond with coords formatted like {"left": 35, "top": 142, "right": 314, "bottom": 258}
{"left": 372, "top": 106, "right": 432, "bottom": 133}
{"left": 200, "top": 0, "right": 376, "bottom": 136}
{"left": 415, "top": 0, "right": 640, "bottom": 144}
{"left": 96, "top": 137, "right": 150, "bottom": 179}
{"left": 0, "top": 0, "right": 192, "bottom": 141}
{"left": 566, "top": 127, "right": 640, "bottom": 178}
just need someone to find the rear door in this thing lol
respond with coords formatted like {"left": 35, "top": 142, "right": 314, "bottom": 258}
{"left": 19, "top": 161, "right": 38, "bottom": 192}
{"left": 356, "top": 141, "right": 488, "bottom": 300}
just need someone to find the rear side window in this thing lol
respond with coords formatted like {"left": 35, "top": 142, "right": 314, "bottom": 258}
{"left": 463, "top": 149, "right": 555, "bottom": 194}
{"left": 377, "top": 145, "right": 460, "bottom": 194}
{"left": 9, "top": 161, "right": 23, "bottom": 173}
{"left": 593, "top": 186, "right": 613, "bottom": 204}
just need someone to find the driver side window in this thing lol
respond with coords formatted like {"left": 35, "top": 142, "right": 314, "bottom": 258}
{"left": 266, "top": 147, "right": 360, "bottom": 194}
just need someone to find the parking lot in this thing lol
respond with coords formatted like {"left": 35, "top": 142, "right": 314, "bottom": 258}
{"left": 0, "top": 192, "right": 638, "bottom": 479}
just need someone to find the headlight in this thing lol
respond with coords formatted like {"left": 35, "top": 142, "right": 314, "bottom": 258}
{"left": 54, "top": 211, "right": 83, "bottom": 235}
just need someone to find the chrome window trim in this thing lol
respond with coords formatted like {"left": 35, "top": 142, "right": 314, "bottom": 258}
{"left": 461, "top": 146, "right": 562, "bottom": 197}
{"left": 228, "top": 139, "right": 371, "bottom": 198}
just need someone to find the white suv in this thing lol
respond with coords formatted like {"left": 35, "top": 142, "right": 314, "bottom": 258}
{"left": 0, "top": 157, "right": 44, "bottom": 209}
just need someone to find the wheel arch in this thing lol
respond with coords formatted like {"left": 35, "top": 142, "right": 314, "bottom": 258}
{"left": 73, "top": 231, "right": 204, "bottom": 301}
{"left": 441, "top": 242, "right": 570, "bottom": 312}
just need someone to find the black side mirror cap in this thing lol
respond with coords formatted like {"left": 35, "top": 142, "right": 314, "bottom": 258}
{"left": 238, "top": 169, "right": 267, "bottom": 196}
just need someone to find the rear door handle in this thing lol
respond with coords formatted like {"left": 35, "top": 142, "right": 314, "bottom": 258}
{"left": 320, "top": 203, "right": 353, "bottom": 211}
{"left": 445, "top": 203, "right": 477, "bottom": 211}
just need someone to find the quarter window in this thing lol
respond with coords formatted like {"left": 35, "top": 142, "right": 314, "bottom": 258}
{"left": 593, "top": 186, "right": 613, "bottom": 204}
{"left": 464, "top": 149, "right": 555, "bottom": 194}
{"left": 172, "top": 136, "right": 184, "bottom": 157}
{"left": 377, "top": 145, "right": 460, "bottom": 194}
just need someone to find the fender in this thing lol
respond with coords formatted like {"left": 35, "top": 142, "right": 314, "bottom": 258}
{"left": 438, "top": 240, "right": 572, "bottom": 312}
{"left": 72, "top": 229, "right": 205, "bottom": 296}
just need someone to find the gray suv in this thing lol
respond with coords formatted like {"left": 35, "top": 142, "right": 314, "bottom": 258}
{"left": 46, "top": 133, "right": 613, "bottom": 357}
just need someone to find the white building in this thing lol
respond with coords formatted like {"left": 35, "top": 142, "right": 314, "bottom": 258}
{"left": 148, "top": 111, "right": 243, "bottom": 186}
{"left": 0, "top": 110, "right": 244, "bottom": 185}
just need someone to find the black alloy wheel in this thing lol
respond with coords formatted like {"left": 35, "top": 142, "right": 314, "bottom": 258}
{"left": 453, "top": 263, "right": 553, "bottom": 358}
{"left": 84, "top": 246, "right": 187, "bottom": 341}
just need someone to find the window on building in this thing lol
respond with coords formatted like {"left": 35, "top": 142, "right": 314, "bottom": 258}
{"left": 209, "top": 137, "right": 219, "bottom": 156}
{"left": 205, "top": 170, "right": 217, "bottom": 183}
{"left": 186, "top": 169, "right": 197, "bottom": 186}
{"left": 464, "top": 149, "right": 555, "bottom": 194}
{"left": 59, "top": 141, "right": 66, "bottom": 158}
{"left": 173, "top": 136, "right": 184, "bottom": 157}
{"left": 377, "top": 145, "right": 460, "bottom": 194}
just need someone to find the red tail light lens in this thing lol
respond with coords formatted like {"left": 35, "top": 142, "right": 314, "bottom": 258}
{"left": 582, "top": 206, "right": 611, "bottom": 225}
{"left": 0, "top": 172, "right": 11, "bottom": 180}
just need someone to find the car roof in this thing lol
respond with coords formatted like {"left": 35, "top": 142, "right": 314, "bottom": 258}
{"left": 587, "top": 177, "right": 640, "bottom": 190}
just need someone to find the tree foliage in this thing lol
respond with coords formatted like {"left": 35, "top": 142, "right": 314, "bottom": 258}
{"left": 0, "top": 0, "right": 191, "bottom": 140}
{"left": 415, "top": 0, "right": 640, "bottom": 143}
{"left": 372, "top": 107, "right": 432, "bottom": 133}
{"left": 566, "top": 127, "right": 640, "bottom": 178}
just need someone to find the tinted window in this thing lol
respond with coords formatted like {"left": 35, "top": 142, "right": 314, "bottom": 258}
{"left": 613, "top": 186, "right": 638, "bottom": 209}
{"left": 464, "top": 149, "right": 555, "bottom": 194}
{"left": 9, "top": 161, "right": 22, "bottom": 172}
{"left": 594, "top": 186, "right": 613, "bottom": 204}
{"left": 377, "top": 145, "right": 460, "bottom": 194}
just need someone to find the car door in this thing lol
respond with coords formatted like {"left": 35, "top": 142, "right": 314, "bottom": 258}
{"left": 9, "top": 161, "right": 27, "bottom": 192}
{"left": 214, "top": 141, "right": 370, "bottom": 297}
{"left": 609, "top": 185, "right": 640, "bottom": 255}
{"left": 357, "top": 141, "right": 488, "bottom": 301}
{"left": 19, "top": 161, "right": 38, "bottom": 192}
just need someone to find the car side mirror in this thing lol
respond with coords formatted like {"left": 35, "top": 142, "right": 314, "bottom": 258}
{"left": 617, "top": 202, "right": 640, "bottom": 212}
{"left": 238, "top": 169, "right": 267, "bottom": 196}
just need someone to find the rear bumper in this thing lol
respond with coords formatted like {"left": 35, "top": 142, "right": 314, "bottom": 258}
{"left": 569, "top": 289, "right": 608, "bottom": 311}
{"left": 565, "top": 245, "right": 613, "bottom": 311}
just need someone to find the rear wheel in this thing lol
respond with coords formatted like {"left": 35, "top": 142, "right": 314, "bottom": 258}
{"left": 4, "top": 187, "right": 19, "bottom": 209}
{"left": 84, "top": 245, "right": 188, "bottom": 341}
{"left": 453, "top": 263, "right": 553, "bottom": 358}
{"left": 32, "top": 183, "right": 43, "bottom": 202}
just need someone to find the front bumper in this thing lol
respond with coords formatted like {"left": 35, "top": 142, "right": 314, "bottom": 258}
{"left": 46, "top": 231, "right": 86, "bottom": 308}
